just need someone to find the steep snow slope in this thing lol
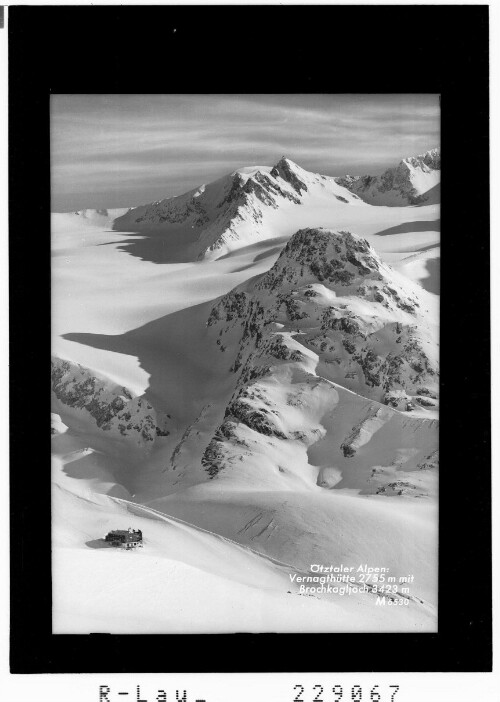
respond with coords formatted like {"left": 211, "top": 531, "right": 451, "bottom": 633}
{"left": 149, "top": 487, "right": 438, "bottom": 609}
{"left": 337, "top": 148, "right": 440, "bottom": 206}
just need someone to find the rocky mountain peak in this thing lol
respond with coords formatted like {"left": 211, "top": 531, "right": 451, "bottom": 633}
{"left": 257, "top": 227, "right": 384, "bottom": 294}
{"left": 206, "top": 224, "right": 435, "bottom": 403}
{"left": 270, "top": 156, "right": 308, "bottom": 195}
{"left": 402, "top": 147, "right": 440, "bottom": 171}
{"left": 202, "top": 224, "right": 438, "bottom": 479}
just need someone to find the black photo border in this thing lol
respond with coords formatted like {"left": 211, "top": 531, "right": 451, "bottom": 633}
{"left": 9, "top": 4, "right": 491, "bottom": 674}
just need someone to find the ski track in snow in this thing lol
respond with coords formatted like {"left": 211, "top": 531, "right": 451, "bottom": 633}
{"left": 114, "top": 495, "right": 300, "bottom": 572}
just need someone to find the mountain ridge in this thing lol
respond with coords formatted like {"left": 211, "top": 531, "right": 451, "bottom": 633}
{"left": 336, "top": 148, "right": 440, "bottom": 206}
{"left": 110, "top": 150, "right": 439, "bottom": 259}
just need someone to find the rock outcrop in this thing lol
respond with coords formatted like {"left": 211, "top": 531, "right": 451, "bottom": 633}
{"left": 51, "top": 357, "right": 171, "bottom": 449}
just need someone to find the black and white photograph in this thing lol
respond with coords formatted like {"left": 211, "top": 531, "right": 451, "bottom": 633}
{"left": 6, "top": 3, "right": 493, "bottom": 697}
{"left": 50, "top": 93, "right": 440, "bottom": 634}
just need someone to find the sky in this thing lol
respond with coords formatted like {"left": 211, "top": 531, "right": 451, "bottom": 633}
{"left": 51, "top": 94, "right": 440, "bottom": 212}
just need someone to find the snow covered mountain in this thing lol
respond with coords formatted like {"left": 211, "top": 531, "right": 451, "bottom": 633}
{"left": 51, "top": 150, "right": 440, "bottom": 633}
{"left": 201, "top": 228, "right": 438, "bottom": 495}
{"left": 208, "top": 228, "right": 438, "bottom": 407}
{"left": 336, "top": 148, "right": 440, "bottom": 206}
{"left": 112, "top": 157, "right": 360, "bottom": 259}
{"left": 111, "top": 150, "right": 439, "bottom": 260}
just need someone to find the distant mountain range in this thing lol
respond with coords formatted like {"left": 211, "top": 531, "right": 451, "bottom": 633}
{"left": 109, "top": 149, "right": 440, "bottom": 259}
{"left": 337, "top": 148, "right": 440, "bottom": 206}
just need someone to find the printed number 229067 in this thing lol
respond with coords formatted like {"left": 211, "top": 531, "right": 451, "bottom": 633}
{"left": 293, "top": 684, "right": 400, "bottom": 702}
